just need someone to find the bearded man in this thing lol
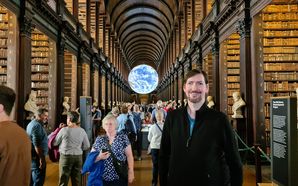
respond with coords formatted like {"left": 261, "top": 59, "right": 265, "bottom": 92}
{"left": 159, "top": 69, "right": 243, "bottom": 186}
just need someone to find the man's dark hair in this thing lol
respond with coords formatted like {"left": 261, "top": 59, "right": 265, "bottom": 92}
{"left": 36, "top": 108, "right": 48, "bottom": 116}
{"left": 67, "top": 111, "right": 80, "bottom": 123}
{"left": 0, "top": 85, "right": 16, "bottom": 115}
{"left": 183, "top": 69, "right": 208, "bottom": 85}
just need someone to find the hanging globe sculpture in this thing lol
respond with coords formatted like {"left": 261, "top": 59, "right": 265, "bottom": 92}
{"left": 128, "top": 64, "right": 159, "bottom": 94}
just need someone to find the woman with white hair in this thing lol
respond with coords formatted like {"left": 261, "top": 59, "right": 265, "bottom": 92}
{"left": 91, "top": 114, "right": 135, "bottom": 186}
{"left": 150, "top": 100, "right": 167, "bottom": 123}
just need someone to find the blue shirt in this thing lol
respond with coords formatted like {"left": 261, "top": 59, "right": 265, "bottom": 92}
{"left": 187, "top": 114, "right": 195, "bottom": 136}
{"left": 132, "top": 112, "right": 142, "bottom": 132}
{"left": 151, "top": 108, "right": 167, "bottom": 123}
{"left": 26, "top": 119, "right": 48, "bottom": 155}
{"left": 92, "top": 133, "right": 130, "bottom": 181}
{"left": 117, "top": 113, "right": 136, "bottom": 133}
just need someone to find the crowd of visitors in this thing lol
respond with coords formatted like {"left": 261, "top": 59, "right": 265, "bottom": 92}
{"left": 0, "top": 69, "right": 243, "bottom": 186}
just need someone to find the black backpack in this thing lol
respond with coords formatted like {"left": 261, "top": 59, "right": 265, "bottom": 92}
{"left": 124, "top": 115, "right": 136, "bottom": 142}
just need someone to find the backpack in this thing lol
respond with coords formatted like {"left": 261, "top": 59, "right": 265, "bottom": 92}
{"left": 124, "top": 115, "right": 136, "bottom": 142}
{"left": 47, "top": 127, "right": 62, "bottom": 162}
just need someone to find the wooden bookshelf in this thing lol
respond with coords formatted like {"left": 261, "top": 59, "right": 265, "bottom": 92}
{"left": 31, "top": 29, "right": 51, "bottom": 109}
{"left": 262, "top": 0, "right": 298, "bottom": 130}
{"left": 82, "top": 63, "right": 90, "bottom": 96}
{"left": 64, "top": 51, "right": 77, "bottom": 110}
{"left": 65, "top": 0, "right": 73, "bottom": 14}
{"left": 0, "top": 5, "right": 8, "bottom": 85}
{"left": 194, "top": 0, "right": 203, "bottom": 27}
{"left": 78, "top": 0, "right": 86, "bottom": 30}
{"left": 90, "top": 1, "right": 96, "bottom": 40}
{"left": 186, "top": 1, "right": 192, "bottom": 40}
{"left": 223, "top": 33, "right": 240, "bottom": 117}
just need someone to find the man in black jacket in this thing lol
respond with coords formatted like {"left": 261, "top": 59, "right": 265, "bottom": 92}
{"left": 159, "top": 69, "right": 243, "bottom": 186}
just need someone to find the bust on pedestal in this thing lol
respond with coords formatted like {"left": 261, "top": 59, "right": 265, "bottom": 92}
{"left": 207, "top": 96, "right": 215, "bottom": 109}
{"left": 177, "top": 100, "right": 182, "bottom": 108}
{"left": 24, "top": 91, "right": 39, "bottom": 119}
{"left": 183, "top": 99, "right": 187, "bottom": 106}
{"left": 231, "top": 92, "right": 246, "bottom": 143}
{"left": 232, "top": 92, "right": 246, "bottom": 119}
{"left": 93, "top": 98, "right": 98, "bottom": 108}
{"left": 62, "top": 96, "right": 70, "bottom": 115}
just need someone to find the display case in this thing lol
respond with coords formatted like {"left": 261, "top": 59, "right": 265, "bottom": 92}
{"left": 261, "top": 0, "right": 298, "bottom": 129}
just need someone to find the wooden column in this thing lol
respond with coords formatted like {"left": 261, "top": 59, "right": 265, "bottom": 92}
{"left": 98, "top": 64, "right": 102, "bottom": 110}
{"left": 238, "top": 2, "right": 253, "bottom": 146}
{"left": 102, "top": 16, "right": 106, "bottom": 54}
{"left": 95, "top": 2, "right": 100, "bottom": 45}
{"left": 110, "top": 75, "right": 113, "bottom": 109}
{"left": 55, "top": 27, "right": 66, "bottom": 127}
{"left": 76, "top": 47, "right": 83, "bottom": 108}
{"left": 196, "top": 45, "right": 203, "bottom": 68}
{"left": 211, "top": 32, "right": 220, "bottom": 110}
{"left": 187, "top": 53, "right": 192, "bottom": 71}
{"left": 18, "top": 4, "right": 34, "bottom": 128}
{"left": 86, "top": 0, "right": 90, "bottom": 34}
{"left": 108, "top": 27, "right": 111, "bottom": 57}
{"left": 191, "top": 0, "right": 195, "bottom": 33}
{"left": 104, "top": 71, "right": 109, "bottom": 114}
{"left": 184, "top": 3, "right": 188, "bottom": 45}
{"left": 73, "top": 0, "right": 78, "bottom": 19}
{"left": 181, "top": 62, "right": 185, "bottom": 102}
{"left": 175, "top": 68, "right": 179, "bottom": 102}
{"left": 178, "top": 16, "right": 182, "bottom": 52}
{"left": 90, "top": 62, "right": 95, "bottom": 100}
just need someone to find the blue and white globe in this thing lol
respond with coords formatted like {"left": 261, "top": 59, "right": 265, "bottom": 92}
{"left": 128, "top": 64, "right": 159, "bottom": 94}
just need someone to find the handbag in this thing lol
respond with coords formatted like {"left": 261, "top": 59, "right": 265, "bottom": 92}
{"left": 105, "top": 137, "right": 128, "bottom": 180}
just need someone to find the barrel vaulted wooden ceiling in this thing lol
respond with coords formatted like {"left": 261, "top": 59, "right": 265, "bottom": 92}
{"left": 104, "top": 0, "right": 179, "bottom": 69}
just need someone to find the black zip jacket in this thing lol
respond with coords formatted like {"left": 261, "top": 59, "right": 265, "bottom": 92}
{"left": 159, "top": 104, "right": 243, "bottom": 186}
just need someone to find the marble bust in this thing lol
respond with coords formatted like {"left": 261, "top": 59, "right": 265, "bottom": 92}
{"left": 93, "top": 98, "right": 98, "bottom": 108}
{"left": 177, "top": 100, "right": 182, "bottom": 108}
{"left": 232, "top": 92, "right": 246, "bottom": 118}
{"left": 183, "top": 99, "right": 187, "bottom": 106}
{"left": 24, "top": 91, "right": 39, "bottom": 115}
{"left": 62, "top": 96, "right": 70, "bottom": 115}
{"left": 207, "top": 96, "right": 215, "bottom": 109}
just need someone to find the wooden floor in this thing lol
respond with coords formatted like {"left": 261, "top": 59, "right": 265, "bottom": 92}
{"left": 44, "top": 153, "right": 260, "bottom": 186}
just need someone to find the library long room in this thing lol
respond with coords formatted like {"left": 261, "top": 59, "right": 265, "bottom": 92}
{"left": 0, "top": 0, "right": 298, "bottom": 186}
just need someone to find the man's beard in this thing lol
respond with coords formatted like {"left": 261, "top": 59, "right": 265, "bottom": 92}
{"left": 187, "top": 97, "right": 201, "bottom": 103}
{"left": 186, "top": 92, "right": 203, "bottom": 103}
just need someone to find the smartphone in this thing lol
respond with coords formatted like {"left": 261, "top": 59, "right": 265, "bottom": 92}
{"left": 101, "top": 148, "right": 109, "bottom": 153}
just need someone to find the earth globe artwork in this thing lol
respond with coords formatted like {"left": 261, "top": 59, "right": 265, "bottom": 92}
{"left": 128, "top": 64, "right": 159, "bottom": 94}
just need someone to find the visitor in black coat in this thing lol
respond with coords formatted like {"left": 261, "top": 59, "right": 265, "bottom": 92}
{"left": 159, "top": 69, "right": 242, "bottom": 186}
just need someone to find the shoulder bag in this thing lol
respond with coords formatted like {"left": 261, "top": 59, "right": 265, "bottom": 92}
{"left": 105, "top": 137, "right": 128, "bottom": 180}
